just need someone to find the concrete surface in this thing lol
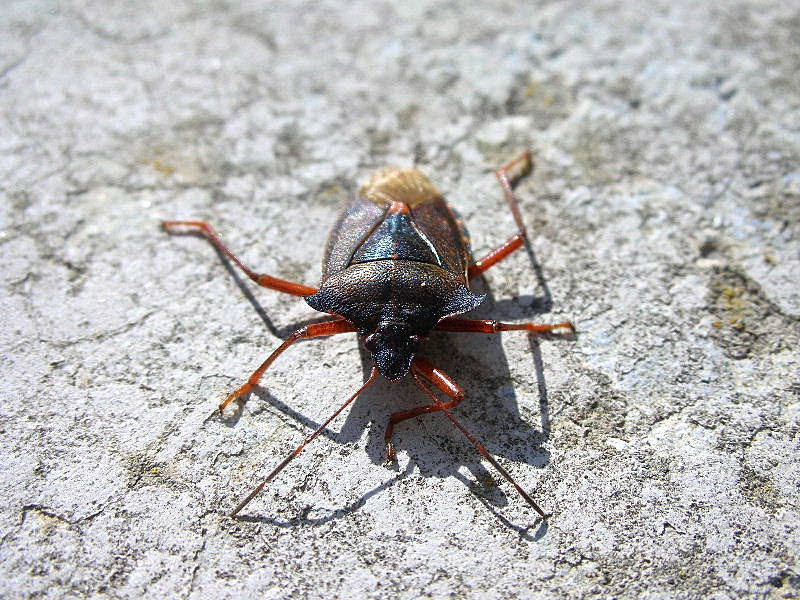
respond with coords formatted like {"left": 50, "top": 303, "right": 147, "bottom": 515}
{"left": 1, "top": 1, "right": 798, "bottom": 598}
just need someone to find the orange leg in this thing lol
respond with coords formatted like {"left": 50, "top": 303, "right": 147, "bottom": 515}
{"left": 219, "top": 319, "right": 356, "bottom": 413}
{"left": 436, "top": 318, "right": 575, "bottom": 335}
{"left": 383, "top": 357, "right": 465, "bottom": 462}
{"left": 162, "top": 220, "right": 318, "bottom": 296}
{"left": 410, "top": 359, "right": 549, "bottom": 518}
{"left": 467, "top": 151, "right": 533, "bottom": 280}
{"left": 468, "top": 234, "right": 524, "bottom": 279}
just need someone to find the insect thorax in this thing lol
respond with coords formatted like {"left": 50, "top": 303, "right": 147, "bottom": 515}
{"left": 304, "top": 260, "right": 484, "bottom": 336}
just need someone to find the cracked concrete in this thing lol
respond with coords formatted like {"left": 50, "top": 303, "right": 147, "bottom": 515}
{"left": 1, "top": 1, "right": 799, "bottom": 598}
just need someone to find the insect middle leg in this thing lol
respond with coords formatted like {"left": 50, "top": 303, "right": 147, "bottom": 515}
{"left": 163, "top": 220, "right": 318, "bottom": 296}
{"left": 219, "top": 319, "right": 356, "bottom": 413}
{"left": 467, "top": 151, "right": 533, "bottom": 280}
{"left": 383, "top": 357, "right": 465, "bottom": 463}
{"left": 435, "top": 318, "right": 575, "bottom": 335}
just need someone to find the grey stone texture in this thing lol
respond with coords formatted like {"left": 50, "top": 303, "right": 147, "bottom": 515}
{"left": 1, "top": 1, "right": 798, "bottom": 598}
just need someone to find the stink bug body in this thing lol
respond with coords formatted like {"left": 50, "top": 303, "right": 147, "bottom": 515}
{"left": 163, "top": 151, "right": 574, "bottom": 518}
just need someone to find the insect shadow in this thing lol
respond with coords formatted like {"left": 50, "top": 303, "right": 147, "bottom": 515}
{"left": 214, "top": 229, "right": 565, "bottom": 538}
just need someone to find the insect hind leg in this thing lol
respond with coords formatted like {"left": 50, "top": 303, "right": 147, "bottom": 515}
{"left": 496, "top": 150, "right": 533, "bottom": 237}
{"left": 467, "top": 151, "right": 533, "bottom": 280}
{"left": 162, "top": 220, "right": 318, "bottom": 296}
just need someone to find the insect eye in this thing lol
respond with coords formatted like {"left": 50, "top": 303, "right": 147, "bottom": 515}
{"left": 363, "top": 334, "right": 377, "bottom": 351}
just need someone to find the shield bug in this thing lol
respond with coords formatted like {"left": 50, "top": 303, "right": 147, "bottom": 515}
{"left": 163, "top": 151, "right": 574, "bottom": 518}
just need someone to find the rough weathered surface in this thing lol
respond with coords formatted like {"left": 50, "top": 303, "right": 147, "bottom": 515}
{"left": 1, "top": 1, "right": 798, "bottom": 598}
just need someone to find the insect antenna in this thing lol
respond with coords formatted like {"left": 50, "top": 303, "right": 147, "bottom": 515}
{"left": 231, "top": 367, "right": 380, "bottom": 517}
{"left": 412, "top": 373, "right": 550, "bottom": 519}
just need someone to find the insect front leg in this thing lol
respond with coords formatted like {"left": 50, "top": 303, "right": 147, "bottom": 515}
{"left": 219, "top": 319, "right": 356, "bottom": 413}
{"left": 411, "top": 359, "right": 549, "bottom": 519}
{"left": 383, "top": 357, "right": 465, "bottom": 463}
{"left": 162, "top": 220, "right": 318, "bottom": 296}
{"left": 467, "top": 151, "right": 533, "bottom": 280}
